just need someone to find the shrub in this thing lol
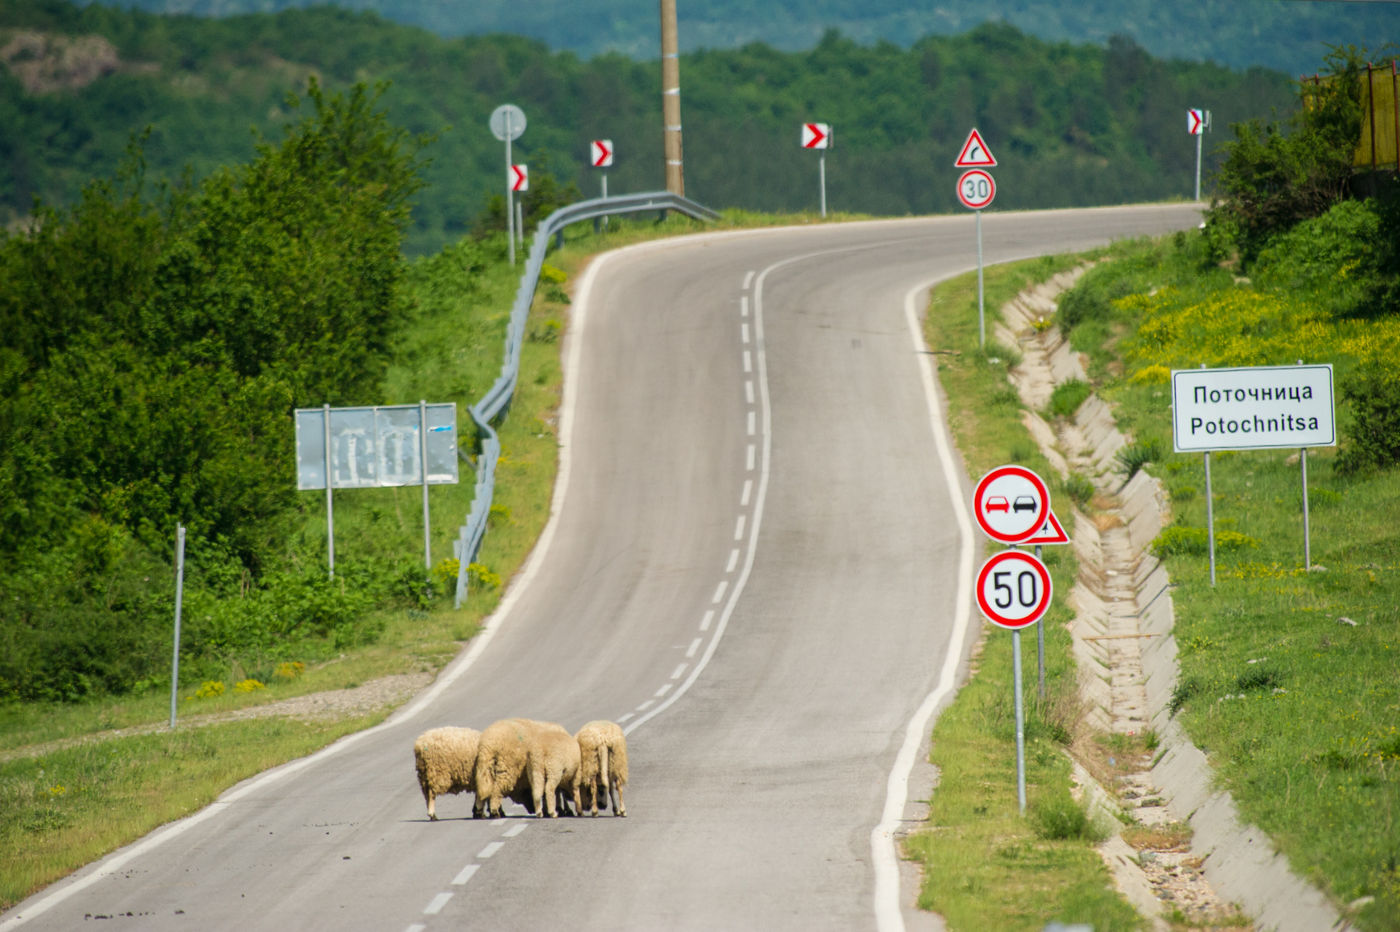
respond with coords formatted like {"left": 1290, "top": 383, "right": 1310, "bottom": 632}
{"left": 1115, "top": 438, "right": 1162, "bottom": 478}
{"left": 195, "top": 680, "right": 225, "bottom": 698}
{"left": 1337, "top": 360, "right": 1400, "bottom": 473}
{"left": 1208, "top": 46, "right": 1369, "bottom": 265}
{"left": 1047, "top": 379, "right": 1092, "bottom": 418}
{"left": 1063, "top": 472, "right": 1096, "bottom": 507}
{"left": 1030, "top": 789, "right": 1102, "bottom": 841}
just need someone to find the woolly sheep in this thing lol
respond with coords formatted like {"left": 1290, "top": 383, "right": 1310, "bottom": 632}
{"left": 528, "top": 725, "right": 581, "bottom": 818}
{"left": 412, "top": 726, "right": 480, "bottom": 821}
{"left": 575, "top": 720, "right": 628, "bottom": 817}
{"left": 473, "top": 717, "right": 569, "bottom": 818}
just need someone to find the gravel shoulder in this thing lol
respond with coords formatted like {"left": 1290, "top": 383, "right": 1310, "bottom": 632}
{"left": 0, "top": 672, "right": 435, "bottom": 765}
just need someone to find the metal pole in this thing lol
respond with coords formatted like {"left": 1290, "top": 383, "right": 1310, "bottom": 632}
{"left": 1301, "top": 448, "right": 1311, "bottom": 569}
{"left": 976, "top": 210, "right": 985, "bottom": 349}
{"left": 1194, "top": 130, "right": 1203, "bottom": 202}
{"left": 505, "top": 113, "right": 516, "bottom": 265}
{"left": 420, "top": 400, "right": 432, "bottom": 573}
{"left": 819, "top": 154, "right": 827, "bottom": 218}
{"left": 516, "top": 199, "right": 524, "bottom": 250}
{"left": 1201, "top": 365, "right": 1214, "bottom": 586}
{"left": 323, "top": 402, "right": 335, "bottom": 579}
{"left": 1205, "top": 451, "right": 1216, "bottom": 587}
{"left": 602, "top": 173, "right": 609, "bottom": 230}
{"left": 1035, "top": 543, "right": 1046, "bottom": 702}
{"left": 660, "top": 0, "right": 685, "bottom": 196}
{"left": 1013, "top": 629, "right": 1027, "bottom": 814}
{"left": 169, "top": 524, "right": 186, "bottom": 730}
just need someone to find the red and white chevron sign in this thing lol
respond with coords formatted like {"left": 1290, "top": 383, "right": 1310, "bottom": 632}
{"left": 591, "top": 139, "right": 613, "bottom": 168}
{"left": 801, "top": 122, "right": 830, "bottom": 149}
{"left": 510, "top": 164, "right": 528, "bottom": 192}
{"left": 1188, "top": 109, "right": 1206, "bottom": 135}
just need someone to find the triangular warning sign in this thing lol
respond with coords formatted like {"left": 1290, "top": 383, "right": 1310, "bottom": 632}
{"left": 955, "top": 128, "right": 997, "bottom": 167}
{"left": 1023, "top": 509, "right": 1069, "bottom": 545}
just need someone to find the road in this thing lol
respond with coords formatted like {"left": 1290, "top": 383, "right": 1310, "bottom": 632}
{"left": 1, "top": 204, "right": 1202, "bottom": 932}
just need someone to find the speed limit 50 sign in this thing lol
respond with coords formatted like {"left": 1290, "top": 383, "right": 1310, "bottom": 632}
{"left": 976, "top": 550, "right": 1052, "bottom": 629}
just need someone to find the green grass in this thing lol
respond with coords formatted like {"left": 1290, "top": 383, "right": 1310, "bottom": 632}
{"left": 1150, "top": 446, "right": 1400, "bottom": 929}
{"left": 1067, "top": 232, "right": 1400, "bottom": 931}
{"left": 0, "top": 713, "right": 382, "bottom": 908}
{"left": 912, "top": 250, "right": 1149, "bottom": 929}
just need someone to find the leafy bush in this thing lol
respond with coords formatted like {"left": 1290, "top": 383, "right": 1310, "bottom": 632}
{"left": 1252, "top": 199, "right": 1384, "bottom": 318}
{"left": 1208, "top": 46, "right": 1370, "bottom": 265}
{"left": 1337, "top": 360, "right": 1400, "bottom": 473}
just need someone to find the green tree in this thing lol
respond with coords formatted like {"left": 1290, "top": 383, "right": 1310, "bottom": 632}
{"left": 1207, "top": 45, "right": 1375, "bottom": 264}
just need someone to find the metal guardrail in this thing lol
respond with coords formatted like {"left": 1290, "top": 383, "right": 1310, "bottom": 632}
{"left": 454, "top": 192, "right": 719, "bottom": 607}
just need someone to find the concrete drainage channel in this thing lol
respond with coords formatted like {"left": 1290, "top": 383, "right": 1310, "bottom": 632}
{"left": 993, "top": 270, "right": 1347, "bottom": 932}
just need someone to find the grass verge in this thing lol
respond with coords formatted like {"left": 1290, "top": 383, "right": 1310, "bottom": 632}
{"left": 915, "top": 227, "right": 1400, "bottom": 932}
{"left": 910, "top": 249, "right": 1151, "bottom": 929}
{"left": 1066, "top": 234, "right": 1400, "bottom": 931}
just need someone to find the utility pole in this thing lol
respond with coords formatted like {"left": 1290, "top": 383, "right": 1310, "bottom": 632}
{"left": 660, "top": 0, "right": 684, "bottom": 196}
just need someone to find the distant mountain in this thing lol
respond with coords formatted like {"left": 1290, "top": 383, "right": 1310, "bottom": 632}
{"left": 79, "top": 0, "right": 1398, "bottom": 76}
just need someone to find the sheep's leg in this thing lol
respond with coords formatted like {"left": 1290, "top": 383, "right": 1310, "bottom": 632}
{"left": 426, "top": 791, "right": 437, "bottom": 821}
{"left": 611, "top": 782, "right": 625, "bottom": 817}
{"left": 543, "top": 776, "right": 559, "bottom": 818}
{"left": 530, "top": 765, "right": 547, "bottom": 818}
{"left": 596, "top": 746, "right": 611, "bottom": 817}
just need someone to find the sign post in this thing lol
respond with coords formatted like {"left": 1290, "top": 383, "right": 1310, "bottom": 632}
{"left": 591, "top": 139, "right": 614, "bottom": 231}
{"left": 1188, "top": 108, "right": 1210, "bottom": 201}
{"left": 1023, "top": 508, "right": 1069, "bottom": 700}
{"left": 955, "top": 129, "right": 997, "bottom": 348}
{"left": 490, "top": 104, "right": 527, "bottom": 265}
{"left": 973, "top": 464, "right": 1055, "bottom": 814}
{"left": 1171, "top": 363, "right": 1335, "bottom": 583}
{"left": 801, "top": 123, "right": 831, "bottom": 217}
{"left": 976, "top": 549, "right": 1053, "bottom": 814}
{"left": 169, "top": 523, "right": 186, "bottom": 729}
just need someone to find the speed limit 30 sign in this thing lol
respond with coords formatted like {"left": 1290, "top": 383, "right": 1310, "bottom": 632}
{"left": 976, "top": 550, "right": 1052, "bottom": 629}
{"left": 957, "top": 169, "right": 996, "bottom": 210}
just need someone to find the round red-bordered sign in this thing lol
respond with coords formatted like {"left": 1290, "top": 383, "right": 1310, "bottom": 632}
{"left": 957, "top": 168, "right": 996, "bottom": 210}
{"left": 973, "top": 465, "right": 1050, "bottom": 544}
{"left": 976, "top": 550, "right": 1052, "bottom": 629}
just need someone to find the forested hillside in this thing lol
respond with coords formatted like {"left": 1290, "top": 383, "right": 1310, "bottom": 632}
{"left": 79, "top": 0, "right": 1398, "bottom": 77}
{"left": 3, "top": 1, "right": 1298, "bottom": 255}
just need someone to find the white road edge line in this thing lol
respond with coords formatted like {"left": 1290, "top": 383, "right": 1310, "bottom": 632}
{"left": 868, "top": 280, "right": 977, "bottom": 932}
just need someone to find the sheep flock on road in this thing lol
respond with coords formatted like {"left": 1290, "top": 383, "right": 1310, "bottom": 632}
{"left": 412, "top": 718, "right": 629, "bottom": 821}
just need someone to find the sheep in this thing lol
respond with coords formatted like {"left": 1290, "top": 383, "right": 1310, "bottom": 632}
{"left": 473, "top": 717, "right": 569, "bottom": 819}
{"left": 575, "top": 720, "right": 628, "bottom": 817}
{"left": 412, "top": 726, "right": 481, "bottom": 821}
{"left": 528, "top": 725, "right": 582, "bottom": 818}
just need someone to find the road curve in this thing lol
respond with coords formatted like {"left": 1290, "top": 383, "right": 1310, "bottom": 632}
{"left": 1, "top": 205, "right": 1201, "bottom": 932}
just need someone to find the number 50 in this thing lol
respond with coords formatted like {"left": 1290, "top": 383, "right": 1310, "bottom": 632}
{"left": 992, "top": 569, "right": 1039, "bottom": 610}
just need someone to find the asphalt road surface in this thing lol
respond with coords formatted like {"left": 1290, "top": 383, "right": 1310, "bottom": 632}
{"left": 1, "top": 205, "right": 1202, "bottom": 932}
